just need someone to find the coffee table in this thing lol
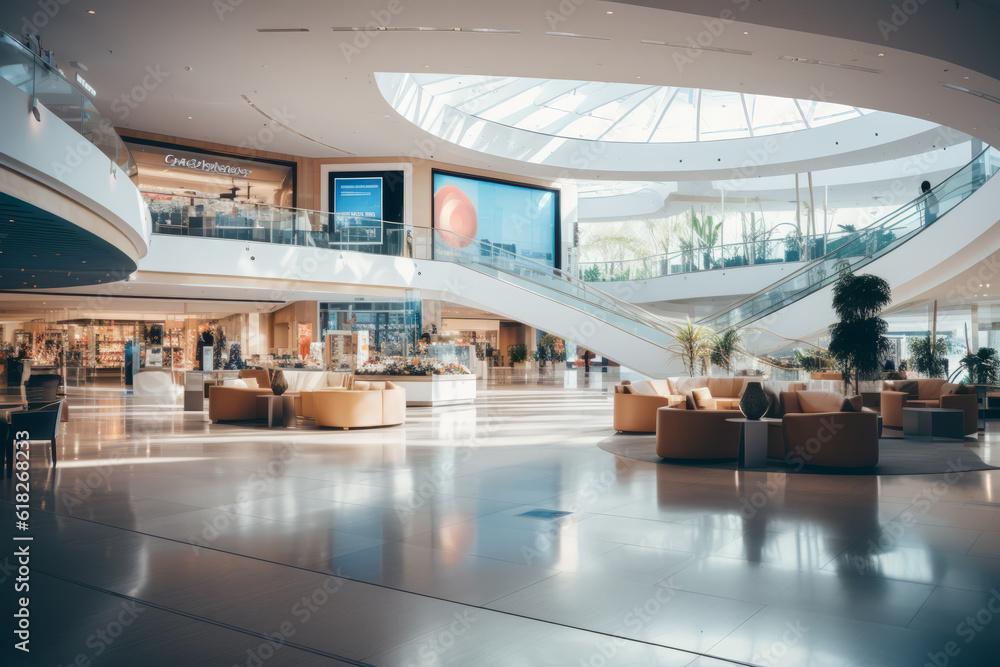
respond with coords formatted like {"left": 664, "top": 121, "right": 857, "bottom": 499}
{"left": 902, "top": 407, "right": 964, "bottom": 440}
{"left": 256, "top": 394, "right": 297, "bottom": 428}
{"left": 726, "top": 417, "right": 781, "bottom": 468}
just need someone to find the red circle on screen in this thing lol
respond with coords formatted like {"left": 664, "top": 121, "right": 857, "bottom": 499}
{"left": 434, "top": 185, "right": 477, "bottom": 248}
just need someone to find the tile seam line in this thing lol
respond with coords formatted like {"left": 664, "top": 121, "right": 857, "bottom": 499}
{"left": 32, "top": 568, "right": 374, "bottom": 667}
{"left": 11, "top": 501, "right": 759, "bottom": 667}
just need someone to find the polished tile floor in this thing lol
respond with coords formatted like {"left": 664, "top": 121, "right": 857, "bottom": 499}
{"left": 3, "top": 382, "right": 1000, "bottom": 666}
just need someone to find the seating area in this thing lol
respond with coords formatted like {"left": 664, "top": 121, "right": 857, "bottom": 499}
{"left": 207, "top": 368, "right": 405, "bottom": 430}
{"left": 623, "top": 378, "right": 882, "bottom": 468}
{"left": 881, "top": 378, "right": 978, "bottom": 436}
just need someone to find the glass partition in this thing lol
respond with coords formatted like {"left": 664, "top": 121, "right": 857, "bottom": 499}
{"left": 701, "top": 147, "right": 1000, "bottom": 332}
{"left": 0, "top": 29, "right": 136, "bottom": 176}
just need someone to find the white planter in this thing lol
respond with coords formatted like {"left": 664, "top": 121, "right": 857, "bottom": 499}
{"left": 360, "top": 374, "right": 477, "bottom": 406}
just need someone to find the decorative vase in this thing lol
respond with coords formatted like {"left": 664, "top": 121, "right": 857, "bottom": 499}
{"left": 739, "top": 381, "right": 770, "bottom": 420}
{"left": 270, "top": 369, "right": 288, "bottom": 396}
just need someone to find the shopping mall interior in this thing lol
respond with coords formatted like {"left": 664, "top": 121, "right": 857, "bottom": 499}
{"left": 2, "top": 1, "right": 1000, "bottom": 665}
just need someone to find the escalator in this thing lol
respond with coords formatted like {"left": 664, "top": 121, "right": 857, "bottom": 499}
{"left": 699, "top": 147, "right": 1000, "bottom": 351}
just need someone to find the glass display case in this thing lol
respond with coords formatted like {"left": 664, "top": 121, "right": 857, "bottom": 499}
{"left": 420, "top": 344, "right": 473, "bottom": 371}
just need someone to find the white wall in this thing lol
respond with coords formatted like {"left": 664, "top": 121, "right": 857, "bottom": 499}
{"left": 0, "top": 77, "right": 150, "bottom": 257}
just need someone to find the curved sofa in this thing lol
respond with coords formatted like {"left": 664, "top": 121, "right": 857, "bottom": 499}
{"left": 309, "top": 382, "right": 405, "bottom": 429}
{"left": 655, "top": 407, "right": 742, "bottom": 459}
{"left": 615, "top": 377, "right": 806, "bottom": 433}
{"left": 881, "top": 379, "right": 978, "bottom": 435}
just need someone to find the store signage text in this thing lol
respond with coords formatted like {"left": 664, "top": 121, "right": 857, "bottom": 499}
{"left": 163, "top": 154, "right": 252, "bottom": 177}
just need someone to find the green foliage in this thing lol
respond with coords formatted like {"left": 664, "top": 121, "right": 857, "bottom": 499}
{"left": 794, "top": 349, "right": 833, "bottom": 372}
{"left": 666, "top": 318, "right": 715, "bottom": 376}
{"left": 507, "top": 343, "right": 528, "bottom": 365}
{"left": 956, "top": 347, "right": 999, "bottom": 385}
{"left": 827, "top": 271, "right": 893, "bottom": 394}
{"left": 710, "top": 329, "right": 743, "bottom": 373}
{"left": 581, "top": 265, "right": 601, "bottom": 282}
{"left": 908, "top": 336, "right": 949, "bottom": 378}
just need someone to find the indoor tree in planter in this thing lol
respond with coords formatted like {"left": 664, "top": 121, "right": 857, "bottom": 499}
{"left": 666, "top": 318, "right": 715, "bottom": 376}
{"left": 507, "top": 343, "right": 528, "bottom": 368}
{"left": 954, "top": 347, "right": 999, "bottom": 385}
{"left": 908, "top": 335, "right": 950, "bottom": 378}
{"left": 827, "top": 270, "right": 893, "bottom": 395}
{"left": 710, "top": 329, "right": 743, "bottom": 374}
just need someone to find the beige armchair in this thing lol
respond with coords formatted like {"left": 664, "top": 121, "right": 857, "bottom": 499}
{"left": 310, "top": 381, "right": 405, "bottom": 429}
{"left": 781, "top": 390, "right": 879, "bottom": 467}
{"left": 613, "top": 380, "right": 685, "bottom": 432}
{"left": 209, "top": 386, "right": 274, "bottom": 421}
{"left": 881, "top": 379, "right": 977, "bottom": 435}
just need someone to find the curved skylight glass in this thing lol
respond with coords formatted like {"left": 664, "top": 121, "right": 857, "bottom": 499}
{"left": 402, "top": 74, "right": 871, "bottom": 143}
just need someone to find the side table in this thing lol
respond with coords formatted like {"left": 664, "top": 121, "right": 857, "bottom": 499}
{"left": 726, "top": 417, "right": 780, "bottom": 468}
{"left": 256, "top": 394, "right": 297, "bottom": 428}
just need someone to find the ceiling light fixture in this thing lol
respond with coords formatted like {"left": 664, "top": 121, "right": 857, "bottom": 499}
{"left": 88, "top": 10, "right": 95, "bottom": 14}
{"left": 644, "top": 39, "right": 752, "bottom": 56}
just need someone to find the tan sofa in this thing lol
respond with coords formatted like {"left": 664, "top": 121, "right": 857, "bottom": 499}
{"left": 239, "top": 369, "right": 271, "bottom": 388}
{"left": 781, "top": 390, "right": 879, "bottom": 467}
{"left": 309, "top": 380, "right": 406, "bottom": 429}
{"left": 881, "top": 379, "right": 978, "bottom": 435}
{"left": 655, "top": 406, "right": 786, "bottom": 460}
{"left": 208, "top": 385, "right": 274, "bottom": 421}
{"left": 614, "top": 377, "right": 806, "bottom": 433}
{"left": 613, "top": 380, "right": 685, "bottom": 432}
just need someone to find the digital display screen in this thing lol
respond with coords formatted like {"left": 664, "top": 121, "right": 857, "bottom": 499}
{"left": 433, "top": 171, "right": 559, "bottom": 268}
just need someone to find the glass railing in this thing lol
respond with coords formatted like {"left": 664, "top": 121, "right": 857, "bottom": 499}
{"left": 0, "top": 29, "right": 136, "bottom": 176}
{"left": 144, "top": 191, "right": 432, "bottom": 257}
{"left": 701, "top": 146, "right": 999, "bottom": 333}
{"left": 578, "top": 231, "right": 861, "bottom": 282}
{"left": 431, "top": 230, "right": 682, "bottom": 347}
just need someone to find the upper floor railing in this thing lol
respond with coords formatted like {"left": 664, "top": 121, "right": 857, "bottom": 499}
{"left": 701, "top": 146, "right": 1000, "bottom": 333}
{"left": 577, "top": 149, "right": 998, "bottom": 284}
{"left": 577, "top": 230, "right": 861, "bottom": 282}
{"left": 0, "top": 29, "right": 136, "bottom": 176}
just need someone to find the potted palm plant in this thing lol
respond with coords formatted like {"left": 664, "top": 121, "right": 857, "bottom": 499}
{"left": 710, "top": 329, "right": 743, "bottom": 374}
{"left": 954, "top": 347, "right": 999, "bottom": 385}
{"left": 666, "top": 318, "right": 715, "bottom": 376}
{"left": 827, "top": 270, "right": 893, "bottom": 395}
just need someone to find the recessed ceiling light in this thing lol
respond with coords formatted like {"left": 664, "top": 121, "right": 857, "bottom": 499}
{"left": 964, "top": 76, "right": 970, "bottom": 80}
{"left": 877, "top": 52, "right": 885, "bottom": 57}
{"left": 88, "top": 10, "right": 96, "bottom": 14}
{"left": 606, "top": 11, "right": 613, "bottom": 14}
{"left": 188, "top": 116, "right": 193, "bottom": 119}
{"left": 743, "top": 31, "right": 749, "bottom": 35}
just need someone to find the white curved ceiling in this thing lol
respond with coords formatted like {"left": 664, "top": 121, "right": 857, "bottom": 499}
{"left": 0, "top": 0, "right": 997, "bottom": 182}
{"left": 390, "top": 74, "right": 872, "bottom": 143}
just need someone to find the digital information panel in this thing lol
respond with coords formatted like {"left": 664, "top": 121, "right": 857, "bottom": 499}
{"left": 334, "top": 177, "right": 383, "bottom": 244}
{"left": 432, "top": 171, "right": 559, "bottom": 268}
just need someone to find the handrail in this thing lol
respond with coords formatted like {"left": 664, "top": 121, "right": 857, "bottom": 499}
{"left": 430, "top": 228, "right": 677, "bottom": 335}
{"left": 0, "top": 29, "right": 137, "bottom": 176}
{"left": 700, "top": 146, "right": 998, "bottom": 332}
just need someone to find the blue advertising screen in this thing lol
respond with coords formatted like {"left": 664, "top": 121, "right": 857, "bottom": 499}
{"left": 432, "top": 171, "right": 559, "bottom": 267}
{"left": 334, "top": 177, "right": 383, "bottom": 222}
